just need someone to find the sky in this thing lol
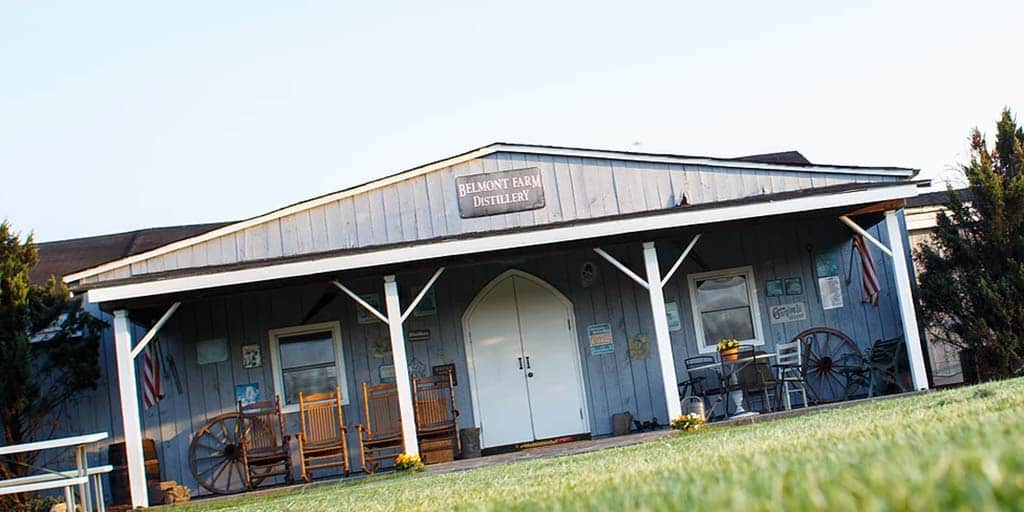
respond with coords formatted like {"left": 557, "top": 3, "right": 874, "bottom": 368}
{"left": 2, "top": 1, "right": 1022, "bottom": 242}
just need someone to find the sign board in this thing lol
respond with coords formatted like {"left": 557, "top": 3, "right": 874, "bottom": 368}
{"left": 665, "top": 300, "right": 682, "bottom": 332}
{"left": 819, "top": 276, "right": 844, "bottom": 310}
{"left": 456, "top": 167, "right": 545, "bottom": 218}
{"left": 235, "top": 383, "right": 260, "bottom": 407}
{"left": 769, "top": 302, "right": 808, "bottom": 324}
{"left": 588, "top": 323, "right": 614, "bottom": 355}
{"left": 197, "top": 338, "right": 228, "bottom": 365}
{"left": 432, "top": 363, "right": 457, "bottom": 386}
{"left": 379, "top": 364, "right": 396, "bottom": 383}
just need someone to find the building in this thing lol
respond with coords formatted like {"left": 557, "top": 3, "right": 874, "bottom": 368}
{"left": 46, "top": 143, "right": 932, "bottom": 508}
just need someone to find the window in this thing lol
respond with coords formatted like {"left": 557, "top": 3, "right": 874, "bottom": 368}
{"left": 686, "top": 266, "right": 764, "bottom": 354}
{"left": 268, "top": 321, "right": 348, "bottom": 412}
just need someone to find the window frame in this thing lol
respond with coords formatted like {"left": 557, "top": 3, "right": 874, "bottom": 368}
{"left": 268, "top": 321, "right": 349, "bottom": 413}
{"left": 686, "top": 265, "right": 765, "bottom": 354}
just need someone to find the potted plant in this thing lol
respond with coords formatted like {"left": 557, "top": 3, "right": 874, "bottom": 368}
{"left": 670, "top": 412, "right": 705, "bottom": 432}
{"left": 717, "top": 338, "right": 740, "bottom": 361}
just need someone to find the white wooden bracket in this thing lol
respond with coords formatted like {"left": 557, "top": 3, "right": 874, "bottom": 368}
{"left": 839, "top": 215, "right": 893, "bottom": 258}
{"left": 331, "top": 281, "right": 388, "bottom": 322}
{"left": 129, "top": 302, "right": 180, "bottom": 359}
{"left": 593, "top": 248, "right": 649, "bottom": 289}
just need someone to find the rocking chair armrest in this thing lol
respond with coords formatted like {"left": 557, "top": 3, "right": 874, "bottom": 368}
{"left": 356, "top": 424, "right": 370, "bottom": 434}
{"left": 452, "top": 408, "right": 461, "bottom": 417}
{"left": 678, "top": 376, "right": 705, "bottom": 387}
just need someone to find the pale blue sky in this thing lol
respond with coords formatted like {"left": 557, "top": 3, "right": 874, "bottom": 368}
{"left": 2, "top": 1, "right": 1021, "bottom": 241}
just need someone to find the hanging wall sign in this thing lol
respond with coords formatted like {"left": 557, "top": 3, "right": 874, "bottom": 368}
{"left": 407, "top": 329, "right": 431, "bottom": 342}
{"left": 819, "top": 276, "right": 844, "bottom": 310}
{"left": 815, "top": 250, "right": 840, "bottom": 277}
{"left": 765, "top": 279, "right": 784, "bottom": 297}
{"left": 769, "top": 302, "right": 808, "bottom": 324}
{"left": 628, "top": 335, "right": 650, "bottom": 360}
{"left": 379, "top": 364, "right": 396, "bottom": 383}
{"left": 241, "top": 344, "right": 262, "bottom": 369}
{"left": 196, "top": 338, "right": 228, "bottom": 365}
{"left": 432, "top": 363, "right": 457, "bottom": 385}
{"left": 784, "top": 277, "right": 804, "bottom": 296}
{"left": 456, "top": 167, "right": 545, "bottom": 218}
{"left": 665, "top": 300, "right": 682, "bottom": 332}
{"left": 412, "top": 288, "right": 437, "bottom": 317}
{"left": 235, "top": 383, "right": 260, "bottom": 407}
{"left": 588, "top": 323, "right": 614, "bottom": 355}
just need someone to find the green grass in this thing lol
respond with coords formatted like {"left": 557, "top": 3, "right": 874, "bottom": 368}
{"left": 179, "top": 379, "right": 1024, "bottom": 511}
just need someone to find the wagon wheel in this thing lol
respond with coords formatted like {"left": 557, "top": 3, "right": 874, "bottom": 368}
{"left": 189, "top": 413, "right": 272, "bottom": 494}
{"left": 793, "top": 327, "right": 865, "bottom": 404}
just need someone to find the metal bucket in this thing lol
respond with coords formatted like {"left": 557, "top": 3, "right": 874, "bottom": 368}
{"left": 681, "top": 396, "right": 707, "bottom": 421}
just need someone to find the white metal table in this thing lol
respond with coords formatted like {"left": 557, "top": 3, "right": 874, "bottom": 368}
{"left": 0, "top": 432, "right": 109, "bottom": 512}
{"left": 688, "top": 353, "right": 776, "bottom": 418}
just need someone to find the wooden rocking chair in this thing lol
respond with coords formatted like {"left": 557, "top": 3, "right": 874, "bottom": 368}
{"left": 413, "top": 373, "right": 460, "bottom": 464}
{"left": 356, "top": 382, "right": 404, "bottom": 474}
{"left": 238, "top": 397, "right": 292, "bottom": 489}
{"left": 296, "top": 387, "right": 350, "bottom": 482}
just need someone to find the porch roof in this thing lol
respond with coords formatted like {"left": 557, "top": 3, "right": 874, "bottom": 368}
{"left": 78, "top": 179, "right": 927, "bottom": 305}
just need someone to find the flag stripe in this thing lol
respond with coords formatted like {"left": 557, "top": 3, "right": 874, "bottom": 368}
{"left": 853, "top": 234, "right": 880, "bottom": 306}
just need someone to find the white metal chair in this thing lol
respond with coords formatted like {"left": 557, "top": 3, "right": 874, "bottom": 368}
{"left": 774, "top": 340, "right": 808, "bottom": 410}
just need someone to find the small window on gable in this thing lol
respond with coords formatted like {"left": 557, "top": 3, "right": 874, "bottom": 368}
{"left": 268, "top": 321, "right": 348, "bottom": 412}
{"left": 687, "top": 266, "right": 765, "bottom": 354}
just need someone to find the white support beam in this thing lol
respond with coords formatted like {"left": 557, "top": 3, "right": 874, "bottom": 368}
{"left": 884, "top": 210, "right": 930, "bottom": 391}
{"left": 642, "top": 242, "right": 683, "bottom": 420}
{"left": 112, "top": 310, "right": 148, "bottom": 509}
{"left": 592, "top": 248, "right": 649, "bottom": 289}
{"left": 661, "top": 234, "right": 701, "bottom": 287}
{"left": 401, "top": 267, "right": 446, "bottom": 322}
{"left": 839, "top": 215, "right": 893, "bottom": 257}
{"left": 129, "top": 302, "right": 180, "bottom": 359}
{"left": 331, "top": 281, "right": 388, "bottom": 323}
{"left": 383, "top": 275, "right": 419, "bottom": 456}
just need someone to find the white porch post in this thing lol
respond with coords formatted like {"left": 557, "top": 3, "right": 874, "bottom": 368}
{"left": 884, "top": 210, "right": 930, "bottom": 391}
{"left": 112, "top": 310, "right": 148, "bottom": 509}
{"left": 383, "top": 275, "right": 419, "bottom": 456}
{"left": 642, "top": 242, "right": 683, "bottom": 420}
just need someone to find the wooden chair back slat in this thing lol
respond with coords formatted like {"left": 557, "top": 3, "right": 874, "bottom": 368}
{"left": 363, "top": 382, "right": 402, "bottom": 438}
{"left": 239, "top": 399, "right": 286, "bottom": 451}
{"left": 412, "top": 374, "right": 457, "bottom": 431}
{"left": 298, "top": 388, "right": 345, "bottom": 446}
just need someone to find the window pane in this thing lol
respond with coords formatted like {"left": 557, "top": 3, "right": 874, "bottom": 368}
{"left": 282, "top": 366, "right": 338, "bottom": 405}
{"left": 700, "top": 306, "right": 755, "bottom": 348}
{"left": 279, "top": 332, "right": 335, "bottom": 369}
{"left": 696, "top": 276, "right": 749, "bottom": 312}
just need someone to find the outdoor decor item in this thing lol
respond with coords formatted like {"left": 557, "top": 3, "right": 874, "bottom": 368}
{"left": 356, "top": 382, "right": 404, "bottom": 474}
{"left": 189, "top": 414, "right": 251, "bottom": 494}
{"left": 611, "top": 412, "right": 633, "bottom": 436}
{"left": 670, "top": 412, "right": 704, "bottom": 432}
{"left": 717, "top": 339, "right": 740, "bottom": 361}
{"left": 791, "top": 327, "right": 865, "bottom": 403}
{"left": 296, "top": 387, "right": 350, "bottom": 482}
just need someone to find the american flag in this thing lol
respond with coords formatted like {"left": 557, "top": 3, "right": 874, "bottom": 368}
{"left": 852, "top": 234, "right": 880, "bottom": 306}
{"left": 143, "top": 339, "right": 164, "bottom": 408}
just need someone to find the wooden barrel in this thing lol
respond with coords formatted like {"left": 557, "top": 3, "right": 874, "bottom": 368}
{"left": 109, "top": 438, "right": 160, "bottom": 505}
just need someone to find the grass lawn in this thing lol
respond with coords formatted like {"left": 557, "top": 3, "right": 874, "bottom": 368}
{"left": 178, "top": 379, "right": 1024, "bottom": 511}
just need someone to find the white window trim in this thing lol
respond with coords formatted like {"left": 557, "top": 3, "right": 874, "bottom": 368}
{"left": 268, "top": 321, "right": 349, "bottom": 413}
{"left": 686, "top": 265, "right": 765, "bottom": 354}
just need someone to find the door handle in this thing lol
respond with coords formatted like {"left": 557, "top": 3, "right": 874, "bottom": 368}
{"left": 517, "top": 357, "right": 523, "bottom": 370}
{"left": 527, "top": 372, "right": 534, "bottom": 378}
{"left": 525, "top": 356, "right": 531, "bottom": 369}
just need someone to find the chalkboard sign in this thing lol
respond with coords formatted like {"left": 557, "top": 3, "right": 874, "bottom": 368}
{"left": 456, "top": 167, "right": 545, "bottom": 218}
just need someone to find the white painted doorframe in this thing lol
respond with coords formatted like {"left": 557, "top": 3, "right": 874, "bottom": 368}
{"left": 462, "top": 270, "right": 591, "bottom": 447}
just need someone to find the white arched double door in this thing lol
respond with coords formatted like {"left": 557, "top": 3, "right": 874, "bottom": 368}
{"left": 463, "top": 270, "right": 589, "bottom": 449}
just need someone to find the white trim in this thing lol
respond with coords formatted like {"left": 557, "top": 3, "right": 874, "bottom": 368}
{"left": 129, "top": 301, "right": 180, "bottom": 359}
{"left": 383, "top": 275, "right": 419, "bottom": 456}
{"left": 112, "top": 310, "right": 148, "bottom": 509}
{"left": 642, "top": 242, "right": 683, "bottom": 420}
{"left": 331, "top": 281, "right": 388, "bottom": 323}
{"left": 460, "top": 270, "right": 591, "bottom": 440}
{"left": 686, "top": 265, "right": 766, "bottom": 354}
{"left": 64, "top": 144, "right": 916, "bottom": 284}
{"left": 267, "top": 321, "right": 349, "bottom": 414}
{"left": 661, "top": 234, "right": 701, "bottom": 287}
{"left": 85, "top": 183, "right": 924, "bottom": 304}
{"left": 592, "top": 248, "right": 649, "bottom": 289}
{"left": 884, "top": 210, "right": 930, "bottom": 390}
{"left": 401, "top": 267, "right": 445, "bottom": 322}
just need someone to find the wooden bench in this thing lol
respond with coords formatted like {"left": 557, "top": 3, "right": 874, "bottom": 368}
{"left": 0, "top": 465, "right": 113, "bottom": 512}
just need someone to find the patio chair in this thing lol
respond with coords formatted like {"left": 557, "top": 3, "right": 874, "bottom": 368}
{"left": 413, "top": 372, "right": 460, "bottom": 464}
{"left": 296, "top": 387, "right": 350, "bottom": 482}
{"left": 863, "top": 336, "right": 909, "bottom": 397}
{"left": 238, "top": 397, "right": 292, "bottom": 489}
{"left": 680, "top": 355, "right": 726, "bottom": 419}
{"left": 356, "top": 382, "right": 404, "bottom": 474}
{"left": 738, "top": 351, "right": 778, "bottom": 413}
{"left": 774, "top": 339, "right": 808, "bottom": 410}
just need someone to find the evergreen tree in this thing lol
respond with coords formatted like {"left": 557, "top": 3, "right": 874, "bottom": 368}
{"left": 917, "top": 109, "right": 1024, "bottom": 380}
{"left": 0, "top": 221, "right": 104, "bottom": 511}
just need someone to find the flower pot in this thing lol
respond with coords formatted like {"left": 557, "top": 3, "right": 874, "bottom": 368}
{"left": 720, "top": 347, "right": 739, "bottom": 361}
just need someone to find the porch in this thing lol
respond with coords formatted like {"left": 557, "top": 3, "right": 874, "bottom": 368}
{"left": 91, "top": 200, "right": 927, "bottom": 506}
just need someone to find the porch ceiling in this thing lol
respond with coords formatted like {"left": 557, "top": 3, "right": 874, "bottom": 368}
{"left": 78, "top": 180, "right": 927, "bottom": 307}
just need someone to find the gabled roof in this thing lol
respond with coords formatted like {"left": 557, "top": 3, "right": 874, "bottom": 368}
{"left": 63, "top": 142, "right": 918, "bottom": 284}
{"left": 34, "top": 222, "right": 231, "bottom": 285}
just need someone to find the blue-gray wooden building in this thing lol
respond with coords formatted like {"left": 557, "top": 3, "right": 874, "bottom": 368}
{"left": 52, "top": 143, "right": 931, "bottom": 508}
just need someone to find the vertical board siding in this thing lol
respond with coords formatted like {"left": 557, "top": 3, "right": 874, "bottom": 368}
{"left": 65, "top": 214, "right": 905, "bottom": 496}
{"left": 104, "top": 153, "right": 900, "bottom": 282}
